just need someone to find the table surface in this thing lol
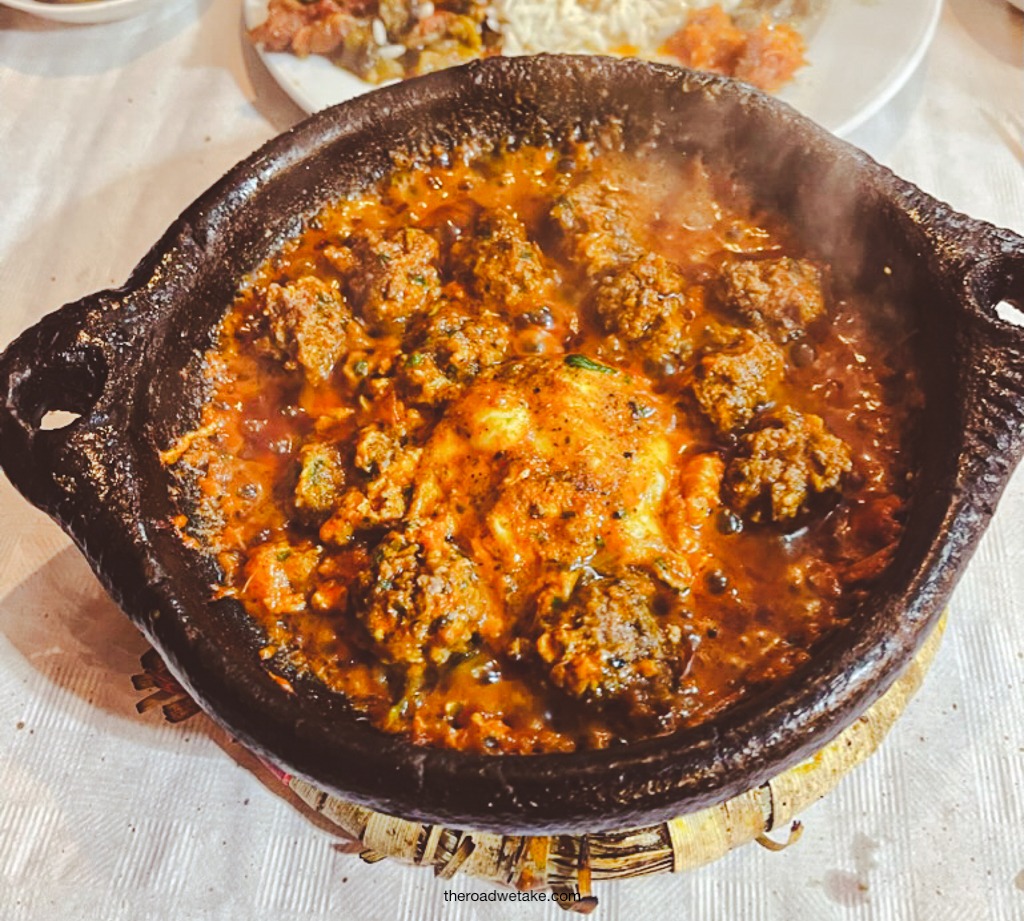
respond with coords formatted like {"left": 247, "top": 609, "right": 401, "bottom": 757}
{"left": 1, "top": 2, "right": 1023, "bottom": 919}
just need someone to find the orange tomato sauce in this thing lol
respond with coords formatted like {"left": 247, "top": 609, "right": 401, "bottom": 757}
{"left": 167, "top": 139, "right": 920, "bottom": 754}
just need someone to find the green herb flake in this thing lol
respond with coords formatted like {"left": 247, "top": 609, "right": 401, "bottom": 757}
{"left": 564, "top": 354, "right": 616, "bottom": 374}
{"left": 275, "top": 549, "right": 293, "bottom": 563}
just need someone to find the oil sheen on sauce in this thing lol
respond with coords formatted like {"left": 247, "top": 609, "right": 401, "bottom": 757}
{"left": 166, "top": 140, "right": 921, "bottom": 754}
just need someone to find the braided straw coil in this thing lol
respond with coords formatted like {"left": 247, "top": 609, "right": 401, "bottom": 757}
{"left": 134, "top": 616, "right": 945, "bottom": 912}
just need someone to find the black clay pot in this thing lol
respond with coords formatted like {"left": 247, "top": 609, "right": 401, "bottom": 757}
{"left": 2, "top": 56, "right": 1024, "bottom": 834}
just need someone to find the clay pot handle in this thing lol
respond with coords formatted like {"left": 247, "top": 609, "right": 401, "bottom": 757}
{"left": 0, "top": 289, "right": 138, "bottom": 520}
{"left": 949, "top": 228, "right": 1024, "bottom": 530}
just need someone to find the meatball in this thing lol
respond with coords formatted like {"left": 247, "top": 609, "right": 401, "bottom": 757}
{"left": 294, "top": 441, "right": 346, "bottom": 521}
{"left": 399, "top": 302, "right": 513, "bottom": 405}
{"left": 594, "top": 253, "right": 696, "bottom": 369}
{"left": 358, "top": 533, "right": 496, "bottom": 666}
{"left": 319, "top": 425, "right": 422, "bottom": 545}
{"left": 396, "top": 351, "right": 455, "bottom": 407}
{"left": 550, "top": 179, "right": 644, "bottom": 278}
{"left": 718, "top": 256, "right": 826, "bottom": 342}
{"left": 452, "top": 209, "right": 555, "bottom": 312}
{"left": 416, "top": 302, "right": 513, "bottom": 381}
{"left": 349, "top": 227, "right": 441, "bottom": 332}
{"left": 692, "top": 332, "right": 785, "bottom": 434}
{"left": 727, "top": 407, "right": 852, "bottom": 521}
{"left": 534, "top": 571, "right": 685, "bottom": 713}
{"left": 261, "top": 275, "right": 367, "bottom": 384}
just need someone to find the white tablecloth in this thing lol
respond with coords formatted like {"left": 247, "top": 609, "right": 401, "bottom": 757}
{"left": 1, "top": 2, "right": 1023, "bottom": 918}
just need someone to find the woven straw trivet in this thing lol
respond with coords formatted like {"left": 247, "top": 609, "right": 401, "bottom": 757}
{"left": 133, "top": 615, "right": 945, "bottom": 913}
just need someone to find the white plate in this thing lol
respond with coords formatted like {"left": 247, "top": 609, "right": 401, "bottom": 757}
{"left": 0, "top": 0, "right": 167, "bottom": 24}
{"left": 243, "top": 0, "right": 942, "bottom": 137}
{"left": 776, "top": 0, "right": 943, "bottom": 137}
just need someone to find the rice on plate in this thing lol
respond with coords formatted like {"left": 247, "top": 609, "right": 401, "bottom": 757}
{"left": 248, "top": 0, "right": 810, "bottom": 93}
{"left": 493, "top": 0, "right": 741, "bottom": 55}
